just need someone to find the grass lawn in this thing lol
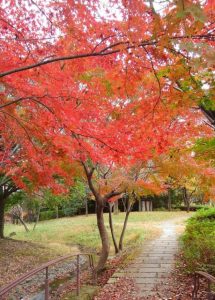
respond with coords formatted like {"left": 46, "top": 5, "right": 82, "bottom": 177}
{"left": 1, "top": 211, "right": 189, "bottom": 286}
{"left": 5, "top": 211, "right": 189, "bottom": 254}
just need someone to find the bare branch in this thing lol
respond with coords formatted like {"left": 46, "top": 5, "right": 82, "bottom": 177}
{"left": 0, "top": 33, "right": 213, "bottom": 78}
{"left": 104, "top": 190, "right": 123, "bottom": 201}
{"left": 81, "top": 161, "right": 99, "bottom": 199}
{"left": 0, "top": 95, "right": 53, "bottom": 113}
{"left": 0, "top": 49, "right": 120, "bottom": 78}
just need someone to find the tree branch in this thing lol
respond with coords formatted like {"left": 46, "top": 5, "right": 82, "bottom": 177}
{"left": 81, "top": 161, "right": 99, "bottom": 199}
{"left": 104, "top": 190, "right": 123, "bottom": 201}
{"left": 0, "top": 33, "right": 214, "bottom": 78}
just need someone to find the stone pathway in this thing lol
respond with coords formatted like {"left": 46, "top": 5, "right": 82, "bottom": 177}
{"left": 108, "top": 217, "right": 188, "bottom": 298}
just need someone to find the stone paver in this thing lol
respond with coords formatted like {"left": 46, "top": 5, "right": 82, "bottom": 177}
{"left": 108, "top": 217, "right": 188, "bottom": 297}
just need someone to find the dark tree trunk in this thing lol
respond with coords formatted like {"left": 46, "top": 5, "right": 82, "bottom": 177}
{"left": 182, "top": 187, "right": 190, "bottom": 213}
{"left": 114, "top": 200, "right": 119, "bottom": 215}
{"left": 119, "top": 202, "right": 132, "bottom": 251}
{"left": 119, "top": 210, "right": 130, "bottom": 251}
{"left": 0, "top": 197, "right": 5, "bottom": 239}
{"left": 17, "top": 216, "right": 29, "bottom": 232}
{"left": 33, "top": 207, "right": 40, "bottom": 231}
{"left": 145, "top": 201, "right": 147, "bottom": 211}
{"left": 82, "top": 162, "right": 122, "bottom": 272}
{"left": 138, "top": 199, "right": 142, "bottom": 211}
{"left": 121, "top": 197, "right": 126, "bottom": 212}
{"left": 167, "top": 189, "right": 172, "bottom": 211}
{"left": 186, "top": 200, "right": 190, "bottom": 213}
{"left": 95, "top": 198, "right": 110, "bottom": 272}
{"left": 85, "top": 198, "right": 88, "bottom": 216}
{"left": 108, "top": 203, "right": 119, "bottom": 254}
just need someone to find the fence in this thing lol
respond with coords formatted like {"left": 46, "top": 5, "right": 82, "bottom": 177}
{"left": 192, "top": 271, "right": 215, "bottom": 300}
{"left": 0, "top": 253, "right": 97, "bottom": 299}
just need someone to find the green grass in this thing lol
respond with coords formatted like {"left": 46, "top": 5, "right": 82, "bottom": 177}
{"left": 1, "top": 211, "right": 189, "bottom": 287}
{"left": 5, "top": 211, "right": 188, "bottom": 255}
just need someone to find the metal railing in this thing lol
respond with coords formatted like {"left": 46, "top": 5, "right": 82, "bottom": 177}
{"left": 0, "top": 253, "right": 97, "bottom": 299}
{"left": 192, "top": 271, "right": 215, "bottom": 300}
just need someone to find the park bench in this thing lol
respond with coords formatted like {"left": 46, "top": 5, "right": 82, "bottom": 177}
{"left": 192, "top": 271, "right": 215, "bottom": 300}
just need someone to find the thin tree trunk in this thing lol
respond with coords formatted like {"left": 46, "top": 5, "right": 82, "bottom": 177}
{"left": 187, "top": 200, "right": 190, "bottom": 213}
{"left": 182, "top": 187, "right": 190, "bottom": 213}
{"left": 121, "top": 197, "right": 126, "bottom": 212}
{"left": 17, "top": 215, "right": 29, "bottom": 232}
{"left": 168, "top": 189, "right": 172, "bottom": 211}
{"left": 85, "top": 198, "right": 88, "bottom": 216}
{"left": 108, "top": 203, "right": 119, "bottom": 254}
{"left": 33, "top": 207, "right": 40, "bottom": 231}
{"left": 114, "top": 200, "right": 119, "bottom": 215}
{"left": 138, "top": 198, "right": 142, "bottom": 211}
{"left": 119, "top": 203, "right": 132, "bottom": 251}
{"left": 56, "top": 206, "right": 59, "bottom": 218}
{"left": 95, "top": 198, "right": 110, "bottom": 272}
{"left": 0, "top": 197, "right": 5, "bottom": 238}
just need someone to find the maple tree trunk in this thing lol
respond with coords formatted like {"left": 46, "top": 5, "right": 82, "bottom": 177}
{"left": 119, "top": 202, "right": 132, "bottom": 251}
{"left": 108, "top": 203, "right": 119, "bottom": 254}
{"left": 138, "top": 199, "right": 142, "bottom": 211}
{"left": 0, "top": 197, "right": 5, "bottom": 239}
{"left": 33, "top": 207, "right": 40, "bottom": 231}
{"left": 121, "top": 197, "right": 126, "bottom": 212}
{"left": 17, "top": 215, "right": 29, "bottom": 232}
{"left": 182, "top": 187, "right": 190, "bottom": 213}
{"left": 186, "top": 200, "right": 190, "bottom": 213}
{"left": 114, "top": 200, "right": 119, "bottom": 215}
{"left": 95, "top": 199, "right": 110, "bottom": 272}
{"left": 85, "top": 198, "right": 88, "bottom": 217}
{"left": 167, "top": 189, "right": 172, "bottom": 211}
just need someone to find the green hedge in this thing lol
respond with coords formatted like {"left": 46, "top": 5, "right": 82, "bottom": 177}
{"left": 174, "top": 205, "right": 210, "bottom": 211}
{"left": 181, "top": 208, "right": 215, "bottom": 275}
{"left": 39, "top": 210, "right": 65, "bottom": 221}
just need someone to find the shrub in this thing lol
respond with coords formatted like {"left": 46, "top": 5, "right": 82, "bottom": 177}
{"left": 39, "top": 209, "right": 66, "bottom": 220}
{"left": 174, "top": 205, "right": 210, "bottom": 211}
{"left": 181, "top": 208, "right": 215, "bottom": 275}
{"left": 39, "top": 210, "right": 56, "bottom": 221}
{"left": 58, "top": 209, "right": 64, "bottom": 218}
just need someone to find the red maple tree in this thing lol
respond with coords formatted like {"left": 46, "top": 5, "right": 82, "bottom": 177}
{"left": 0, "top": 0, "right": 214, "bottom": 270}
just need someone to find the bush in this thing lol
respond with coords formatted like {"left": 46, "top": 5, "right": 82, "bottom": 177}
{"left": 39, "top": 209, "right": 65, "bottom": 220}
{"left": 39, "top": 210, "right": 56, "bottom": 221}
{"left": 181, "top": 208, "right": 215, "bottom": 275}
{"left": 58, "top": 209, "right": 64, "bottom": 218}
{"left": 174, "top": 205, "right": 210, "bottom": 211}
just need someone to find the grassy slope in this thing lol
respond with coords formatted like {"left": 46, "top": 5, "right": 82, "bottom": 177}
{"left": 5, "top": 211, "right": 188, "bottom": 253}
{"left": 1, "top": 211, "right": 188, "bottom": 286}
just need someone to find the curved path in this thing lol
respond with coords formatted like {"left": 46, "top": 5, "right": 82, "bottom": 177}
{"left": 108, "top": 215, "right": 189, "bottom": 298}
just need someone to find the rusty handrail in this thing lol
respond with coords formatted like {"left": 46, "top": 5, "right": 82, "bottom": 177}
{"left": 0, "top": 252, "right": 98, "bottom": 299}
{"left": 192, "top": 271, "right": 215, "bottom": 300}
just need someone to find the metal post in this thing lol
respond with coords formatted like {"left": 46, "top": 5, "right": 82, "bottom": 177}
{"left": 76, "top": 254, "right": 80, "bottom": 296}
{"left": 45, "top": 267, "right": 49, "bottom": 300}
{"left": 192, "top": 273, "right": 196, "bottom": 300}
{"left": 207, "top": 279, "right": 211, "bottom": 300}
